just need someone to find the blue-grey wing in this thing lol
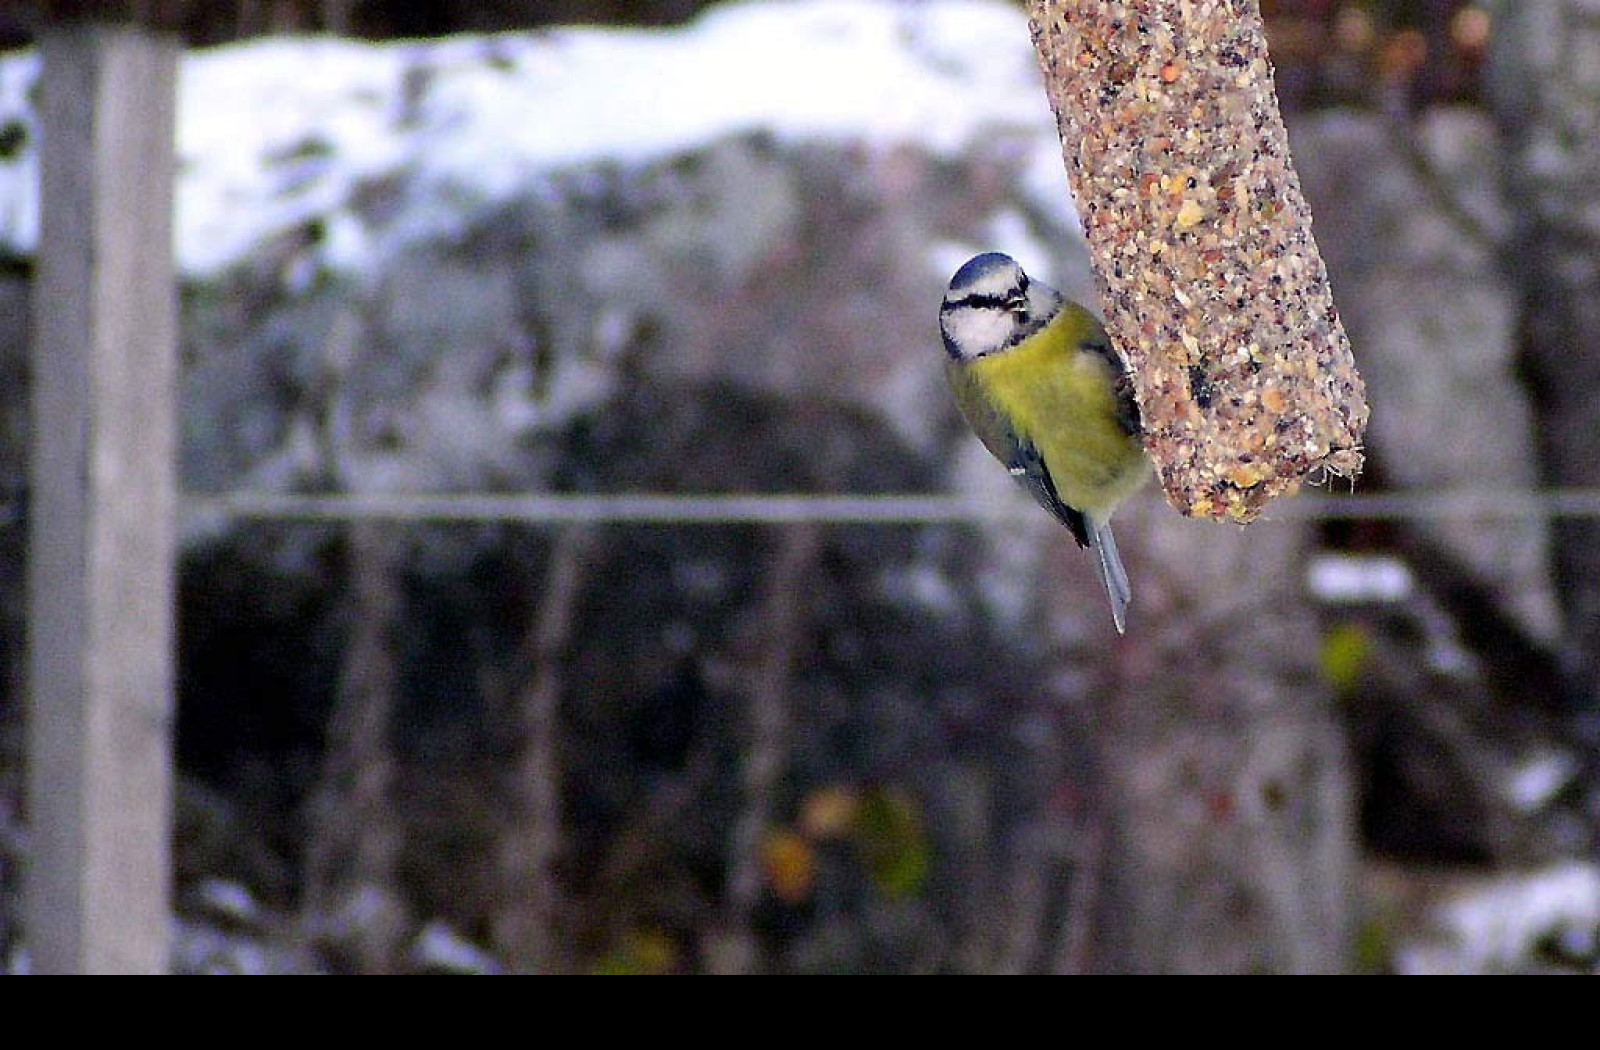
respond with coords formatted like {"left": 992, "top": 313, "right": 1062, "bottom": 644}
{"left": 1007, "top": 439, "right": 1092, "bottom": 549}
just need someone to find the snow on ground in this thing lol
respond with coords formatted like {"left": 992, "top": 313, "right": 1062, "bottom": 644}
{"left": 0, "top": 49, "right": 39, "bottom": 256}
{"left": 1305, "top": 553, "right": 1415, "bottom": 604}
{"left": 1395, "top": 862, "right": 1600, "bottom": 974}
{"left": 0, "top": 0, "right": 1071, "bottom": 278}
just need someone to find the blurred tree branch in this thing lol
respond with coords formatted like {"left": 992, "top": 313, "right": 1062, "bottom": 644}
{"left": 1080, "top": 508, "right": 1355, "bottom": 972}
{"left": 720, "top": 523, "right": 822, "bottom": 973}
{"left": 301, "top": 523, "right": 405, "bottom": 972}
{"left": 492, "top": 525, "right": 595, "bottom": 972}
{"left": 1488, "top": 2, "right": 1600, "bottom": 724}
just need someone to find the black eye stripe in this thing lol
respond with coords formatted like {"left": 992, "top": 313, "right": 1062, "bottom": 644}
{"left": 955, "top": 293, "right": 1013, "bottom": 310}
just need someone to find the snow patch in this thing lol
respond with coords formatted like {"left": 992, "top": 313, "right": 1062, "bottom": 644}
{"left": 1395, "top": 862, "right": 1600, "bottom": 974}
{"left": 0, "top": 0, "right": 1071, "bottom": 278}
{"left": 1306, "top": 553, "right": 1414, "bottom": 604}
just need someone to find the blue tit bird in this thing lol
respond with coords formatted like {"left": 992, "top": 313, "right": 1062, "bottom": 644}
{"left": 939, "top": 252, "right": 1149, "bottom": 633}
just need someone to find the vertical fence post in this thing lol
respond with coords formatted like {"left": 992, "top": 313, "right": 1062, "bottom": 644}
{"left": 27, "top": 24, "right": 178, "bottom": 974}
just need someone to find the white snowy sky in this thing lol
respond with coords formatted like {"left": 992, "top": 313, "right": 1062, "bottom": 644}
{"left": 0, "top": 0, "right": 1074, "bottom": 277}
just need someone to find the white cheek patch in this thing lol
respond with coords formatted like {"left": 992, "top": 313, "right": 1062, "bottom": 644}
{"left": 943, "top": 305, "right": 1018, "bottom": 359}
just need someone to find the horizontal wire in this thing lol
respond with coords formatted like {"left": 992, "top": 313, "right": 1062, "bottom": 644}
{"left": 3, "top": 489, "right": 1600, "bottom": 529}
{"left": 177, "top": 488, "right": 1600, "bottom": 525}
{"left": 183, "top": 492, "right": 1014, "bottom": 525}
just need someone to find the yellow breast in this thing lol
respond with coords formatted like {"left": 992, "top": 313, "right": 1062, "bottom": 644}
{"left": 968, "top": 310, "right": 1148, "bottom": 516}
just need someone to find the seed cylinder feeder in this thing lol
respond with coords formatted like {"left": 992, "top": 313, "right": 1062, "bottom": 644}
{"left": 1027, "top": 0, "right": 1368, "bottom": 521}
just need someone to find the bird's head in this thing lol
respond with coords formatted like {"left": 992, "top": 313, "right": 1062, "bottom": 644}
{"left": 939, "top": 252, "right": 1062, "bottom": 362}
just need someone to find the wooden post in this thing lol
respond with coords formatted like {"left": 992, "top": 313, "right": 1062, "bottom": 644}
{"left": 28, "top": 25, "right": 178, "bottom": 974}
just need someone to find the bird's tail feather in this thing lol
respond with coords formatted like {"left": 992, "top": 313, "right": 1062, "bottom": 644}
{"left": 1087, "top": 516, "right": 1131, "bottom": 634}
